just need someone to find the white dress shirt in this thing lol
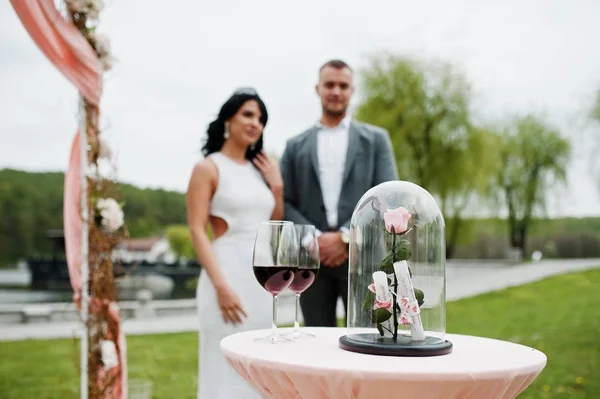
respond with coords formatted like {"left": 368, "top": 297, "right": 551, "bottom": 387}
{"left": 316, "top": 115, "right": 351, "bottom": 229}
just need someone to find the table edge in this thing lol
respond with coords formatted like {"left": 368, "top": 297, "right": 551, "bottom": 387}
{"left": 221, "top": 330, "right": 548, "bottom": 382}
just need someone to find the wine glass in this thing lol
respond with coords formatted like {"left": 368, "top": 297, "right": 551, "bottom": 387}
{"left": 285, "top": 224, "right": 320, "bottom": 339}
{"left": 252, "top": 221, "right": 299, "bottom": 343}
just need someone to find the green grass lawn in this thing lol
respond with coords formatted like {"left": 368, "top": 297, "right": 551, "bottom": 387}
{"left": 1, "top": 268, "right": 599, "bottom": 399}
{"left": 446, "top": 268, "right": 600, "bottom": 399}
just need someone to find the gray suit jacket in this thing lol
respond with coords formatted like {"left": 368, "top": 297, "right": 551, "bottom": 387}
{"left": 280, "top": 119, "right": 398, "bottom": 234}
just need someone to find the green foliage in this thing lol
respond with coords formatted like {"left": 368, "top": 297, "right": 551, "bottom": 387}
{"left": 118, "top": 183, "right": 187, "bottom": 237}
{"left": 495, "top": 115, "right": 571, "bottom": 252}
{"left": 355, "top": 54, "right": 500, "bottom": 257}
{"left": 590, "top": 90, "right": 600, "bottom": 122}
{"left": 0, "top": 170, "right": 64, "bottom": 265}
{"left": 370, "top": 307, "right": 392, "bottom": 324}
{"left": 588, "top": 90, "right": 600, "bottom": 192}
{"left": 0, "top": 169, "right": 187, "bottom": 265}
{"left": 165, "top": 225, "right": 196, "bottom": 259}
{"left": 362, "top": 289, "right": 375, "bottom": 312}
{"left": 380, "top": 239, "right": 411, "bottom": 273}
{"left": 414, "top": 288, "right": 424, "bottom": 306}
{"left": 356, "top": 55, "right": 471, "bottom": 189}
{"left": 452, "top": 217, "right": 600, "bottom": 260}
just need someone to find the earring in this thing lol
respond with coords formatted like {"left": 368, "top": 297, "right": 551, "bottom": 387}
{"left": 250, "top": 144, "right": 256, "bottom": 151}
{"left": 224, "top": 124, "right": 230, "bottom": 139}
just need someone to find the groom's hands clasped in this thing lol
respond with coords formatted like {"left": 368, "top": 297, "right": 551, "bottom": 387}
{"left": 318, "top": 232, "right": 348, "bottom": 267}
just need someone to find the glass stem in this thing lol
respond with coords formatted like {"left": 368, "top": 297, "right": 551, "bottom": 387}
{"left": 272, "top": 294, "right": 278, "bottom": 340}
{"left": 294, "top": 294, "right": 300, "bottom": 333}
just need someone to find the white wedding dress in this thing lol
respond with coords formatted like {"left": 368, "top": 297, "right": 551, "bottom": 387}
{"left": 196, "top": 152, "right": 274, "bottom": 399}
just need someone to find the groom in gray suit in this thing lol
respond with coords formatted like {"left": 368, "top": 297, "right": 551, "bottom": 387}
{"left": 280, "top": 59, "right": 398, "bottom": 327}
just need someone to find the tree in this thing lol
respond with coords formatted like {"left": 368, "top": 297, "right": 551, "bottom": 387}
{"left": 436, "top": 126, "right": 502, "bottom": 257}
{"left": 496, "top": 115, "right": 571, "bottom": 257}
{"left": 589, "top": 90, "right": 600, "bottom": 191}
{"left": 0, "top": 169, "right": 189, "bottom": 266}
{"left": 591, "top": 90, "right": 600, "bottom": 121}
{"left": 355, "top": 54, "right": 498, "bottom": 257}
{"left": 165, "top": 225, "right": 196, "bottom": 259}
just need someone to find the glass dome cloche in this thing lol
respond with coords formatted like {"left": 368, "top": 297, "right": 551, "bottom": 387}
{"left": 339, "top": 181, "right": 453, "bottom": 356}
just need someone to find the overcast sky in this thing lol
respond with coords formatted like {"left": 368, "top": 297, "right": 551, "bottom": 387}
{"left": 1, "top": 0, "right": 599, "bottom": 216}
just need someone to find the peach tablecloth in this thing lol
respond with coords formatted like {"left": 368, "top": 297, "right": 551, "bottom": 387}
{"left": 220, "top": 327, "right": 546, "bottom": 399}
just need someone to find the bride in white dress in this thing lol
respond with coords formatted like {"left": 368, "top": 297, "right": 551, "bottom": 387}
{"left": 186, "top": 88, "right": 283, "bottom": 399}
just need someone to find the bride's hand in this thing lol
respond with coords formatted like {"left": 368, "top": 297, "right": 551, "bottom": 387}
{"left": 216, "top": 284, "right": 247, "bottom": 324}
{"left": 253, "top": 152, "right": 283, "bottom": 192}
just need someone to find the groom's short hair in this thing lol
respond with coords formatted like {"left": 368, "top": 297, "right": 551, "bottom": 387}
{"left": 320, "top": 59, "right": 353, "bottom": 73}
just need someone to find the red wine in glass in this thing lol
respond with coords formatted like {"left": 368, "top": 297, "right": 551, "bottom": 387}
{"left": 286, "top": 224, "right": 321, "bottom": 340}
{"left": 288, "top": 267, "right": 319, "bottom": 294}
{"left": 253, "top": 266, "right": 296, "bottom": 295}
{"left": 252, "top": 220, "right": 299, "bottom": 344}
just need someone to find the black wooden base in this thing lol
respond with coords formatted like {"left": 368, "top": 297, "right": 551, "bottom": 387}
{"left": 339, "top": 333, "right": 453, "bottom": 357}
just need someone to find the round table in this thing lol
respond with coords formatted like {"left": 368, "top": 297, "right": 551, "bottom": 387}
{"left": 220, "top": 327, "right": 547, "bottom": 399}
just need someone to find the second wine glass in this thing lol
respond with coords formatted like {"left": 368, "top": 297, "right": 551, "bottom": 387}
{"left": 252, "top": 221, "right": 299, "bottom": 343}
{"left": 286, "top": 224, "right": 320, "bottom": 339}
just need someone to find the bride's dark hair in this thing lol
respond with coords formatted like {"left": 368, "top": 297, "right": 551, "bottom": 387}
{"left": 202, "top": 88, "right": 268, "bottom": 160}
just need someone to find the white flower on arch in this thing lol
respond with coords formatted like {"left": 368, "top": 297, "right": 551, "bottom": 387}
{"left": 96, "top": 198, "right": 124, "bottom": 232}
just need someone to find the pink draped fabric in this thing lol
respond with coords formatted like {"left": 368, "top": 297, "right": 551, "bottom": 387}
{"left": 64, "top": 130, "right": 82, "bottom": 294}
{"left": 10, "top": 1, "right": 126, "bottom": 397}
{"left": 10, "top": 0, "right": 102, "bottom": 105}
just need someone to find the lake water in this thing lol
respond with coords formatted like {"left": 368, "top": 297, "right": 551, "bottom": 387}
{"left": 0, "top": 268, "right": 197, "bottom": 303}
{"left": 0, "top": 268, "right": 72, "bottom": 303}
{"left": 0, "top": 289, "right": 73, "bottom": 304}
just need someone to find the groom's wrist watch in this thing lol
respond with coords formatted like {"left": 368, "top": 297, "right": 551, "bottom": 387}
{"left": 339, "top": 227, "right": 350, "bottom": 245}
